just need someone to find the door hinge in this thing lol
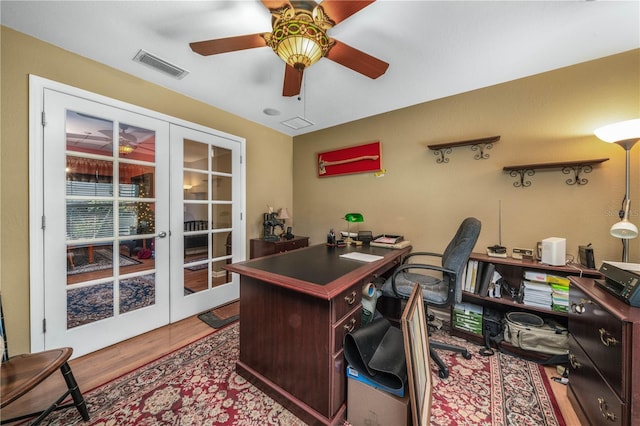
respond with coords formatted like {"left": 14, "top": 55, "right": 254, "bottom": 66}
{"left": 42, "top": 318, "right": 46, "bottom": 333}
{"left": 240, "top": 155, "right": 243, "bottom": 164}
{"left": 41, "top": 111, "right": 46, "bottom": 127}
{"left": 41, "top": 215, "right": 46, "bottom": 230}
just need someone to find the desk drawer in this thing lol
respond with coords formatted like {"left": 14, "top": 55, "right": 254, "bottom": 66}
{"left": 570, "top": 286, "right": 624, "bottom": 397}
{"left": 569, "top": 336, "right": 624, "bottom": 426}
{"left": 333, "top": 285, "right": 362, "bottom": 323}
{"left": 333, "top": 306, "right": 362, "bottom": 354}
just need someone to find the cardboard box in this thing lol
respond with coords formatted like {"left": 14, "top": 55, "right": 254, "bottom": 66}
{"left": 346, "top": 365, "right": 404, "bottom": 397}
{"left": 347, "top": 376, "right": 411, "bottom": 426}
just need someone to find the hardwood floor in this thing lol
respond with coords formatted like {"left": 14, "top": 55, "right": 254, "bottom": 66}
{"left": 3, "top": 303, "right": 581, "bottom": 425}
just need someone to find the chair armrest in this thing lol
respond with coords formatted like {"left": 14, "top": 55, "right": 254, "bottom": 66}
{"left": 402, "top": 251, "right": 443, "bottom": 264}
{"left": 393, "top": 263, "right": 456, "bottom": 277}
{"left": 388, "top": 263, "right": 458, "bottom": 308}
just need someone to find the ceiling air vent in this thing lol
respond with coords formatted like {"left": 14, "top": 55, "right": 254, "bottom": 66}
{"left": 133, "top": 49, "right": 189, "bottom": 79}
{"left": 281, "top": 116, "right": 314, "bottom": 130}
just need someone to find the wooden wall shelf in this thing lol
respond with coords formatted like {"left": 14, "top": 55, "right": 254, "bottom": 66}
{"left": 503, "top": 158, "right": 609, "bottom": 188}
{"left": 427, "top": 135, "right": 500, "bottom": 163}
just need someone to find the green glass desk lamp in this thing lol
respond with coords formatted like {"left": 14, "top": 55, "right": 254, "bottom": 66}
{"left": 344, "top": 213, "right": 364, "bottom": 244}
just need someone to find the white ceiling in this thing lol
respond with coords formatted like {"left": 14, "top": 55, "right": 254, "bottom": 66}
{"left": 2, "top": 1, "right": 639, "bottom": 137}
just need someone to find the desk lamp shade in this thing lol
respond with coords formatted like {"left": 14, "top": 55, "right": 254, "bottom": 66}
{"left": 611, "top": 199, "right": 638, "bottom": 239}
{"left": 344, "top": 213, "right": 364, "bottom": 223}
{"left": 277, "top": 208, "right": 291, "bottom": 220}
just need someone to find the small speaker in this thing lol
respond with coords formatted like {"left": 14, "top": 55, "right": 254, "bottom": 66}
{"left": 541, "top": 237, "right": 566, "bottom": 266}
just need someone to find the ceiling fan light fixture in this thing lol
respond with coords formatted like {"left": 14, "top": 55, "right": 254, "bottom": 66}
{"left": 119, "top": 144, "right": 134, "bottom": 155}
{"left": 264, "top": 6, "right": 334, "bottom": 69}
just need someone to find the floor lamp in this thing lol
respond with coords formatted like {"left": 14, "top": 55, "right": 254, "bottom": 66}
{"left": 595, "top": 118, "right": 640, "bottom": 262}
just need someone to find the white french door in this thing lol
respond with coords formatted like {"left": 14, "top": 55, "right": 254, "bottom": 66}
{"left": 169, "top": 126, "right": 241, "bottom": 321}
{"left": 40, "top": 89, "right": 170, "bottom": 357}
{"left": 30, "top": 77, "right": 245, "bottom": 357}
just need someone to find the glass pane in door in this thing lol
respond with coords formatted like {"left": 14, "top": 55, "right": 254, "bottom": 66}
{"left": 182, "top": 140, "right": 233, "bottom": 295}
{"left": 64, "top": 110, "right": 157, "bottom": 329}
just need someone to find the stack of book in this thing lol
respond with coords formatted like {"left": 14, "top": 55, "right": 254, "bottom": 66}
{"left": 549, "top": 276, "right": 570, "bottom": 312}
{"left": 521, "top": 271, "right": 570, "bottom": 310}
{"left": 521, "top": 279, "right": 552, "bottom": 309}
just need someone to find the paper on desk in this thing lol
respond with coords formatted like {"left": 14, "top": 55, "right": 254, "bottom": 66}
{"left": 339, "top": 252, "right": 384, "bottom": 262}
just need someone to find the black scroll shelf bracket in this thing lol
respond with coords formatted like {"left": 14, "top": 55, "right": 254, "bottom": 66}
{"left": 427, "top": 136, "right": 500, "bottom": 163}
{"left": 503, "top": 158, "right": 609, "bottom": 188}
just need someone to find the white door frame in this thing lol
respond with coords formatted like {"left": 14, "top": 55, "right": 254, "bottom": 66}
{"left": 29, "top": 75, "right": 246, "bottom": 354}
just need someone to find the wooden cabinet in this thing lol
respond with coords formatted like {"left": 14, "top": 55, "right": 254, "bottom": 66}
{"left": 451, "top": 253, "right": 600, "bottom": 358}
{"left": 568, "top": 277, "right": 640, "bottom": 426}
{"left": 249, "top": 236, "right": 309, "bottom": 259}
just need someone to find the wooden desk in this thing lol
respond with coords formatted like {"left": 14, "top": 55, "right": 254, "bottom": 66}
{"left": 225, "top": 243, "right": 411, "bottom": 426}
{"left": 249, "top": 236, "right": 309, "bottom": 259}
{"left": 568, "top": 277, "right": 640, "bottom": 425}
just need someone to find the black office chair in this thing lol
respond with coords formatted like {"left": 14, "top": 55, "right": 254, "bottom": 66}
{"left": 381, "top": 217, "right": 481, "bottom": 378}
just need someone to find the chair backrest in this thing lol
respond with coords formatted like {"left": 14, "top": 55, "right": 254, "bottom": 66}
{"left": 441, "top": 217, "right": 482, "bottom": 303}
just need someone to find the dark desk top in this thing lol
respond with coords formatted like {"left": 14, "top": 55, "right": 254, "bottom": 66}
{"left": 225, "top": 243, "right": 411, "bottom": 299}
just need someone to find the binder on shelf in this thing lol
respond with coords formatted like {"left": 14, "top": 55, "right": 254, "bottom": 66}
{"left": 468, "top": 260, "right": 479, "bottom": 293}
{"left": 477, "top": 263, "right": 495, "bottom": 297}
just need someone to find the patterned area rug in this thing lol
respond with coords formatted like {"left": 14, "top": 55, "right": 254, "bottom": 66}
{"left": 67, "top": 275, "right": 155, "bottom": 329}
{"left": 39, "top": 324, "right": 565, "bottom": 426}
{"left": 67, "top": 248, "right": 141, "bottom": 275}
{"left": 429, "top": 329, "right": 566, "bottom": 426}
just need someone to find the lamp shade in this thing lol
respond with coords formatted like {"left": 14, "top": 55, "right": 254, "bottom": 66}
{"left": 611, "top": 199, "right": 638, "bottom": 239}
{"left": 611, "top": 220, "right": 638, "bottom": 239}
{"left": 594, "top": 118, "right": 640, "bottom": 143}
{"left": 263, "top": 6, "right": 333, "bottom": 70}
{"left": 277, "top": 208, "right": 291, "bottom": 220}
{"left": 344, "top": 213, "right": 364, "bottom": 223}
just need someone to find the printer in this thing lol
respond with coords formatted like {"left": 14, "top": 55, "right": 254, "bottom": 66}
{"left": 596, "top": 262, "right": 640, "bottom": 307}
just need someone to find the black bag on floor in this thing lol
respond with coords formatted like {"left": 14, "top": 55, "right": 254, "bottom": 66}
{"left": 480, "top": 308, "right": 503, "bottom": 356}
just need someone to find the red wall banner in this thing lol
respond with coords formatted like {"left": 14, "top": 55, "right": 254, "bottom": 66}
{"left": 317, "top": 141, "right": 381, "bottom": 177}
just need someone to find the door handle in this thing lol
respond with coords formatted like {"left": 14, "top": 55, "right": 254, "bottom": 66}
{"left": 156, "top": 231, "right": 168, "bottom": 238}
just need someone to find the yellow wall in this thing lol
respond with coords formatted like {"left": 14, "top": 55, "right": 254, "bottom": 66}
{"left": 2, "top": 25, "right": 639, "bottom": 356}
{"left": 292, "top": 50, "right": 640, "bottom": 265}
{"left": 0, "top": 27, "right": 293, "bottom": 354}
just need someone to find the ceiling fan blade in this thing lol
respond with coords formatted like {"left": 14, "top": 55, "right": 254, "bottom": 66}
{"left": 318, "top": 0, "right": 374, "bottom": 25}
{"left": 190, "top": 34, "right": 267, "bottom": 56}
{"left": 283, "top": 65, "right": 304, "bottom": 97}
{"left": 325, "top": 40, "right": 389, "bottom": 79}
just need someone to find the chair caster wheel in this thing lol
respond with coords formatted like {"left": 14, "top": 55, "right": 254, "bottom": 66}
{"left": 462, "top": 351, "right": 472, "bottom": 360}
{"left": 438, "top": 369, "right": 449, "bottom": 379}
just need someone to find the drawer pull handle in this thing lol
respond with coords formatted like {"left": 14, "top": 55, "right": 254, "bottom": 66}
{"left": 344, "top": 291, "right": 357, "bottom": 305}
{"left": 599, "top": 328, "right": 619, "bottom": 347}
{"left": 568, "top": 353, "right": 581, "bottom": 370}
{"left": 570, "top": 302, "right": 585, "bottom": 314}
{"left": 597, "top": 397, "right": 616, "bottom": 421}
{"left": 343, "top": 318, "right": 357, "bottom": 333}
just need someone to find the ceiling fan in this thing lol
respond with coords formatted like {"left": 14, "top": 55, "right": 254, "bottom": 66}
{"left": 189, "top": 0, "right": 389, "bottom": 97}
